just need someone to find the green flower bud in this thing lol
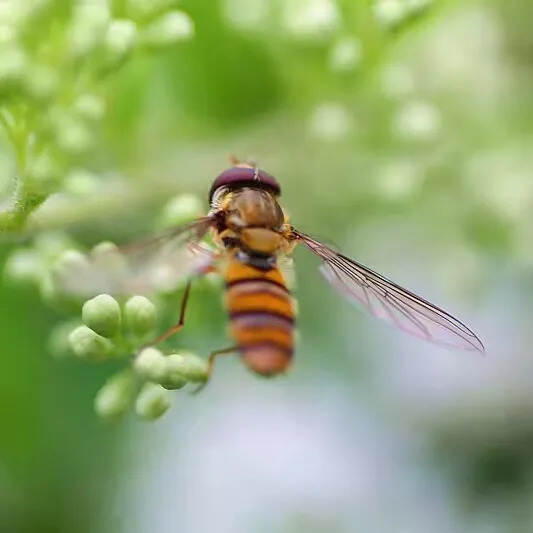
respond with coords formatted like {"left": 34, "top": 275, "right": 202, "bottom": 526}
{"left": 52, "top": 249, "right": 91, "bottom": 282}
{"left": 104, "top": 19, "right": 137, "bottom": 65}
{"left": 159, "top": 357, "right": 187, "bottom": 390}
{"left": 94, "top": 369, "right": 136, "bottom": 420}
{"left": 4, "top": 248, "right": 44, "bottom": 284}
{"left": 135, "top": 382, "right": 171, "bottom": 420}
{"left": 158, "top": 194, "right": 204, "bottom": 228}
{"left": 165, "top": 351, "right": 208, "bottom": 383}
{"left": 69, "top": 325, "right": 113, "bottom": 361}
{"left": 91, "top": 241, "right": 119, "bottom": 256}
{"left": 124, "top": 295, "right": 157, "bottom": 337}
{"left": 141, "top": 11, "right": 194, "bottom": 49}
{"left": 134, "top": 347, "right": 167, "bottom": 382}
{"left": 82, "top": 294, "right": 121, "bottom": 338}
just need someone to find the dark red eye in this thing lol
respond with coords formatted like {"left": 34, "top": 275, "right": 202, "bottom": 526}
{"left": 209, "top": 166, "right": 281, "bottom": 202}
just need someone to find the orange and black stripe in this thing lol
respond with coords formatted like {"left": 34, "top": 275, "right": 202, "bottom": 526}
{"left": 224, "top": 258, "right": 295, "bottom": 376}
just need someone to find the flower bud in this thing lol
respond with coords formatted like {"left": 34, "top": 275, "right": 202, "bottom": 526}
{"left": 159, "top": 359, "right": 188, "bottom": 390}
{"left": 91, "top": 241, "right": 119, "bottom": 256}
{"left": 52, "top": 249, "right": 91, "bottom": 287}
{"left": 141, "top": 11, "right": 194, "bottom": 49}
{"left": 94, "top": 369, "right": 136, "bottom": 420}
{"left": 90, "top": 240, "right": 127, "bottom": 273}
{"left": 134, "top": 347, "right": 167, "bottom": 382}
{"left": 69, "top": 325, "right": 113, "bottom": 361}
{"left": 158, "top": 194, "right": 204, "bottom": 228}
{"left": 104, "top": 19, "right": 137, "bottom": 65}
{"left": 165, "top": 351, "right": 208, "bottom": 383}
{"left": 135, "top": 382, "right": 172, "bottom": 420}
{"left": 124, "top": 295, "right": 157, "bottom": 337}
{"left": 4, "top": 248, "right": 43, "bottom": 284}
{"left": 82, "top": 294, "right": 121, "bottom": 338}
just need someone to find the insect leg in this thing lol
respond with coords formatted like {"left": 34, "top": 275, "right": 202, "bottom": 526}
{"left": 191, "top": 346, "right": 239, "bottom": 394}
{"left": 143, "top": 280, "right": 192, "bottom": 348}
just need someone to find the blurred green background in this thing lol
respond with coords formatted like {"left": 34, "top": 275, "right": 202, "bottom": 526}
{"left": 1, "top": 0, "right": 533, "bottom": 532}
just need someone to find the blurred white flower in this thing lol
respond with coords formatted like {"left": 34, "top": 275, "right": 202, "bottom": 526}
{"left": 381, "top": 63, "right": 414, "bottom": 98}
{"left": 283, "top": 0, "right": 340, "bottom": 40}
{"left": 329, "top": 37, "right": 362, "bottom": 73}
{"left": 373, "top": 0, "right": 406, "bottom": 27}
{"left": 394, "top": 100, "right": 441, "bottom": 141}
{"left": 376, "top": 159, "right": 422, "bottom": 201}
{"left": 105, "top": 19, "right": 138, "bottom": 61}
{"left": 414, "top": 6, "right": 506, "bottom": 100}
{"left": 374, "top": 0, "right": 432, "bottom": 27}
{"left": 142, "top": 11, "right": 194, "bottom": 48}
{"left": 223, "top": 0, "right": 270, "bottom": 30}
{"left": 309, "top": 102, "right": 351, "bottom": 141}
{"left": 68, "top": 2, "right": 110, "bottom": 58}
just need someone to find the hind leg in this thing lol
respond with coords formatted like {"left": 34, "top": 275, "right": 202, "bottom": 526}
{"left": 192, "top": 346, "right": 239, "bottom": 394}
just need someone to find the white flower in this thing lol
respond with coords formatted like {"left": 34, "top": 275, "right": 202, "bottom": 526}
{"left": 284, "top": 0, "right": 340, "bottom": 40}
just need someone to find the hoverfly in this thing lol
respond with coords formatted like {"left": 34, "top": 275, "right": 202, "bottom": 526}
{"left": 61, "top": 162, "right": 484, "bottom": 383}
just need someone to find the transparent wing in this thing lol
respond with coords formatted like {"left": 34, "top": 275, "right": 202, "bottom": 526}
{"left": 293, "top": 228, "right": 484, "bottom": 352}
{"left": 55, "top": 217, "right": 216, "bottom": 298}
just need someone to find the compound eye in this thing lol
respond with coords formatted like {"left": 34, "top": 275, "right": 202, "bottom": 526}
{"left": 209, "top": 166, "right": 281, "bottom": 202}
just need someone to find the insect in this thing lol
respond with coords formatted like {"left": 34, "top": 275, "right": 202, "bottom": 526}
{"left": 62, "top": 162, "right": 484, "bottom": 384}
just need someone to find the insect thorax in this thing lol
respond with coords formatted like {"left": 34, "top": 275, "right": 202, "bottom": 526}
{"left": 211, "top": 187, "right": 289, "bottom": 257}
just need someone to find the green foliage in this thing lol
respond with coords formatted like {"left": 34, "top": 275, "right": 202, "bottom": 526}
{"left": 0, "top": 0, "right": 194, "bottom": 232}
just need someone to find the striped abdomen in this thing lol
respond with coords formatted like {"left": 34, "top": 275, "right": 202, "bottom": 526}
{"left": 224, "top": 258, "right": 294, "bottom": 376}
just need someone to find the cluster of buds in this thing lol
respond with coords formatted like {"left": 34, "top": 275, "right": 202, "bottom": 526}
{"left": 0, "top": 1, "right": 194, "bottom": 232}
{"left": 69, "top": 293, "right": 209, "bottom": 421}
{"left": 4, "top": 193, "right": 215, "bottom": 421}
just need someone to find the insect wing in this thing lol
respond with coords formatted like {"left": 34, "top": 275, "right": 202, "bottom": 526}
{"left": 293, "top": 229, "right": 484, "bottom": 352}
{"left": 55, "top": 217, "right": 215, "bottom": 298}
